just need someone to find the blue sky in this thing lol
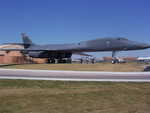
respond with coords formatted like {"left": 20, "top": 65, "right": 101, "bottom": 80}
{"left": 0, "top": 0, "right": 150, "bottom": 57}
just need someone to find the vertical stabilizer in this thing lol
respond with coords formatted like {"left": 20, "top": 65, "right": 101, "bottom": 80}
{"left": 21, "top": 33, "right": 33, "bottom": 48}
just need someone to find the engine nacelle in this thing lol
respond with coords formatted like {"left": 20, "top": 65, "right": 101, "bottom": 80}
{"left": 28, "top": 51, "right": 72, "bottom": 59}
{"left": 28, "top": 51, "right": 46, "bottom": 58}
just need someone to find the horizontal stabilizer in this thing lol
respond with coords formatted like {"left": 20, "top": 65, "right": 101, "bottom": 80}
{"left": 3, "top": 43, "right": 24, "bottom": 45}
{"left": 0, "top": 48, "right": 25, "bottom": 51}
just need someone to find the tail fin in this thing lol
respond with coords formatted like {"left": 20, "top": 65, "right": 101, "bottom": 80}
{"left": 21, "top": 33, "right": 33, "bottom": 48}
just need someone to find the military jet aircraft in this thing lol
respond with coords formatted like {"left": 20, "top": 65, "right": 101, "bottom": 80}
{"left": 1, "top": 33, "right": 150, "bottom": 63}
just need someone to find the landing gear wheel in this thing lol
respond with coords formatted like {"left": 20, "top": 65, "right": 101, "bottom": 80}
{"left": 112, "top": 60, "right": 116, "bottom": 64}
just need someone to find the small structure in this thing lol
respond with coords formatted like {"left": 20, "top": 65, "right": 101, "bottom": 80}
{"left": 123, "top": 57, "right": 137, "bottom": 62}
{"left": 103, "top": 56, "right": 137, "bottom": 63}
{"left": 0, "top": 44, "right": 48, "bottom": 64}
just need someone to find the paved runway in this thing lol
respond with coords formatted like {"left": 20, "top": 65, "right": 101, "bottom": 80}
{"left": 0, "top": 68, "right": 150, "bottom": 82}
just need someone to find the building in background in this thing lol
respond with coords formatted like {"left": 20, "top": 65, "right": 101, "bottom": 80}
{"left": 137, "top": 57, "right": 150, "bottom": 63}
{"left": 103, "top": 57, "right": 138, "bottom": 63}
{"left": 0, "top": 44, "right": 47, "bottom": 64}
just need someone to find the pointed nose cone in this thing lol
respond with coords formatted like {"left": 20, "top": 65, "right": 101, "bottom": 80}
{"left": 137, "top": 43, "right": 150, "bottom": 49}
{"left": 144, "top": 44, "right": 150, "bottom": 48}
{"left": 124, "top": 39, "right": 150, "bottom": 50}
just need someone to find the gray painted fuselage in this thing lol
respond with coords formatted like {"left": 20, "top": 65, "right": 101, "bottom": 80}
{"left": 28, "top": 37, "right": 150, "bottom": 52}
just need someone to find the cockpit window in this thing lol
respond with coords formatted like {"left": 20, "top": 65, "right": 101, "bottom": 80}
{"left": 117, "top": 37, "right": 128, "bottom": 41}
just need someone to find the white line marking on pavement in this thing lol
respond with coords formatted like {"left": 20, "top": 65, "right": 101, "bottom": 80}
{"left": 0, "top": 68, "right": 150, "bottom": 75}
{"left": 0, "top": 77, "right": 150, "bottom": 82}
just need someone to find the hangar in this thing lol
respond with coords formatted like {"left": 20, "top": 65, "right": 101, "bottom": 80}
{"left": 0, "top": 44, "right": 47, "bottom": 64}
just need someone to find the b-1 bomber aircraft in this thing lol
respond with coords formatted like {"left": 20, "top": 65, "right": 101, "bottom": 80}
{"left": 0, "top": 33, "right": 150, "bottom": 63}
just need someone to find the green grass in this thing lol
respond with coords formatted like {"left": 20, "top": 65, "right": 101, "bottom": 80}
{"left": 1, "top": 62, "right": 145, "bottom": 72}
{"left": 0, "top": 80, "right": 150, "bottom": 113}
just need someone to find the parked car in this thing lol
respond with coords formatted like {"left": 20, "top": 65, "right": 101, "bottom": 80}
{"left": 143, "top": 66, "right": 150, "bottom": 71}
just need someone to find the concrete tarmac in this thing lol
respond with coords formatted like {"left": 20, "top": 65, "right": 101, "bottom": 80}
{"left": 0, "top": 68, "right": 150, "bottom": 82}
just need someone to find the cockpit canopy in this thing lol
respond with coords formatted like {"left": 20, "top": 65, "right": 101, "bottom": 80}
{"left": 116, "top": 37, "right": 128, "bottom": 41}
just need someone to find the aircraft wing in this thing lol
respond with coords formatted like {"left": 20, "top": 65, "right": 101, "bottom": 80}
{"left": 0, "top": 48, "right": 92, "bottom": 55}
{"left": 0, "top": 48, "right": 92, "bottom": 56}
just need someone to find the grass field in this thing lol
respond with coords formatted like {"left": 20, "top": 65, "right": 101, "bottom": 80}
{"left": 0, "top": 80, "right": 150, "bottom": 113}
{"left": 1, "top": 62, "right": 145, "bottom": 72}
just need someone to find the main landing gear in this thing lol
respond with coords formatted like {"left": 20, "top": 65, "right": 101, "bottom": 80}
{"left": 47, "top": 58, "right": 72, "bottom": 64}
{"left": 112, "top": 51, "right": 119, "bottom": 64}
